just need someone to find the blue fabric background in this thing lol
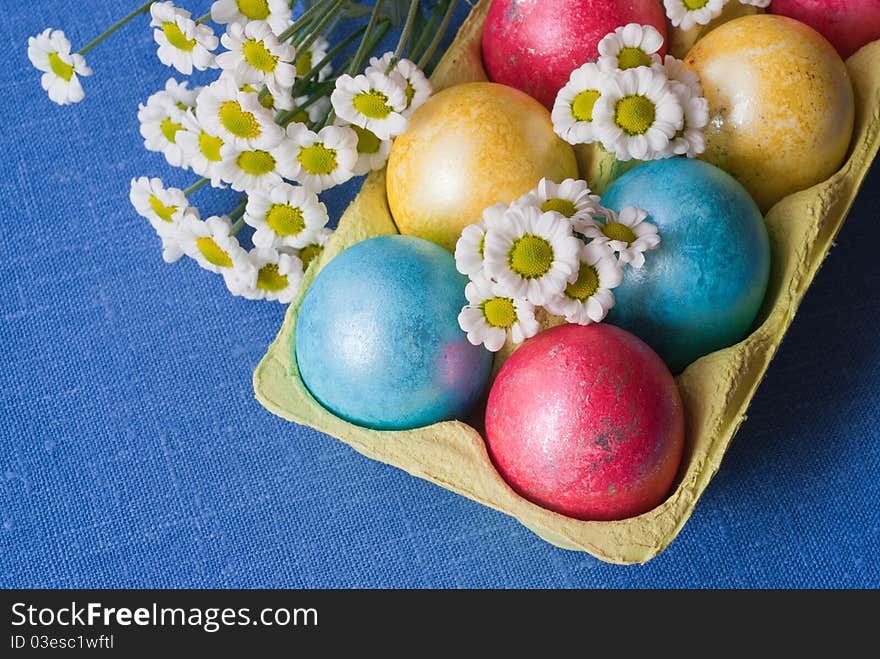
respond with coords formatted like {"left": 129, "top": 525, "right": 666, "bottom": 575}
{"left": 1, "top": 0, "right": 877, "bottom": 589}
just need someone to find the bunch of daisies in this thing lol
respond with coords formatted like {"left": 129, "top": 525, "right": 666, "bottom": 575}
{"left": 552, "top": 23, "right": 710, "bottom": 161}
{"left": 27, "top": 0, "right": 455, "bottom": 303}
{"left": 454, "top": 178, "right": 660, "bottom": 352}
{"left": 664, "top": 0, "right": 769, "bottom": 32}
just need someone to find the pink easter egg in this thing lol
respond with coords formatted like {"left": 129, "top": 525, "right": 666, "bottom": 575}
{"left": 770, "top": 0, "right": 880, "bottom": 59}
{"left": 485, "top": 323, "right": 685, "bottom": 521}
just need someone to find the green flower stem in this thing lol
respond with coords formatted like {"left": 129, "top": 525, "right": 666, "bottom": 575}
{"left": 417, "top": 0, "right": 458, "bottom": 70}
{"left": 183, "top": 178, "right": 209, "bottom": 196}
{"left": 228, "top": 200, "right": 248, "bottom": 235}
{"left": 195, "top": 12, "right": 211, "bottom": 24}
{"left": 347, "top": 0, "right": 386, "bottom": 76}
{"left": 77, "top": 0, "right": 155, "bottom": 55}
{"left": 387, "top": 0, "right": 419, "bottom": 70}
{"left": 277, "top": 0, "right": 335, "bottom": 43}
{"left": 291, "top": 24, "right": 367, "bottom": 96}
{"left": 276, "top": 80, "right": 337, "bottom": 126}
{"left": 408, "top": 1, "right": 444, "bottom": 63}
{"left": 229, "top": 216, "right": 246, "bottom": 236}
{"left": 293, "top": 0, "right": 348, "bottom": 54}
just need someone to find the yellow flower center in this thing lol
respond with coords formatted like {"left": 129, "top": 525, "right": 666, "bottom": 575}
{"left": 242, "top": 39, "right": 278, "bottom": 73}
{"left": 265, "top": 203, "right": 306, "bottom": 236}
{"left": 297, "top": 143, "right": 337, "bottom": 175}
{"left": 195, "top": 237, "right": 233, "bottom": 268}
{"left": 237, "top": 150, "right": 276, "bottom": 175}
{"left": 571, "top": 89, "right": 600, "bottom": 123}
{"left": 148, "top": 195, "right": 177, "bottom": 223}
{"left": 482, "top": 297, "right": 517, "bottom": 329}
{"left": 603, "top": 222, "right": 637, "bottom": 244}
{"left": 160, "top": 117, "right": 184, "bottom": 144}
{"left": 404, "top": 80, "right": 415, "bottom": 107}
{"left": 352, "top": 90, "right": 392, "bottom": 119}
{"left": 508, "top": 234, "right": 553, "bottom": 279}
{"left": 218, "top": 100, "right": 262, "bottom": 139}
{"left": 351, "top": 125, "right": 381, "bottom": 154}
{"left": 565, "top": 264, "right": 599, "bottom": 301}
{"left": 162, "top": 21, "right": 195, "bottom": 52}
{"left": 541, "top": 198, "right": 577, "bottom": 218}
{"left": 236, "top": 0, "right": 270, "bottom": 20}
{"left": 614, "top": 95, "right": 656, "bottom": 136}
{"left": 199, "top": 131, "right": 224, "bottom": 161}
{"left": 48, "top": 52, "right": 74, "bottom": 81}
{"left": 299, "top": 243, "right": 323, "bottom": 270}
{"left": 296, "top": 50, "right": 312, "bottom": 76}
{"left": 684, "top": 0, "right": 710, "bottom": 9}
{"left": 257, "top": 263, "right": 289, "bottom": 292}
{"left": 616, "top": 47, "right": 651, "bottom": 70}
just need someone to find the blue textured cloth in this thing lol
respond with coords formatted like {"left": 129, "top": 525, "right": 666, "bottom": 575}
{"left": 1, "top": 0, "right": 878, "bottom": 589}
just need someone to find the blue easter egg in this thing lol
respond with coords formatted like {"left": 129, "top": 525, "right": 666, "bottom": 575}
{"left": 296, "top": 235, "right": 493, "bottom": 430}
{"left": 602, "top": 158, "right": 770, "bottom": 373}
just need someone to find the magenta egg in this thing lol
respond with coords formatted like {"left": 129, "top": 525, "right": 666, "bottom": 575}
{"left": 485, "top": 324, "right": 685, "bottom": 521}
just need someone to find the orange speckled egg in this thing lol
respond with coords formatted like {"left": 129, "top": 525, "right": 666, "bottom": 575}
{"left": 386, "top": 82, "right": 578, "bottom": 252}
{"left": 685, "top": 14, "right": 855, "bottom": 212}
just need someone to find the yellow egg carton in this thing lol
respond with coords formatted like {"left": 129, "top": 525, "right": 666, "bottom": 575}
{"left": 254, "top": 0, "right": 880, "bottom": 564}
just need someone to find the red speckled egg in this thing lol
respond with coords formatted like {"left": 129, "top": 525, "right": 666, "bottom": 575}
{"left": 485, "top": 324, "right": 684, "bottom": 521}
{"left": 481, "top": 0, "right": 668, "bottom": 109}
{"left": 770, "top": 0, "right": 880, "bottom": 59}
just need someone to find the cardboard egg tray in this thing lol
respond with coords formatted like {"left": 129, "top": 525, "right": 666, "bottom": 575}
{"left": 254, "top": 1, "right": 880, "bottom": 563}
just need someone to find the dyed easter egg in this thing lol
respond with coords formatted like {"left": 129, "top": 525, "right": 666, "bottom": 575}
{"left": 685, "top": 14, "right": 855, "bottom": 212}
{"left": 296, "top": 236, "right": 492, "bottom": 430}
{"left": 485, "top": 323, "right": 684, "bottom": 521}
{"left": 602, "top": 159, "right": 770, "bottom": 374}
{"left": 481, "top": 0, "right": 667, "bottom": 109}
{"left": 770, "top": 0, "right": 880, "bottom": 59}
{"left": 386, "top": 82, "right": 578, "bottom": 252}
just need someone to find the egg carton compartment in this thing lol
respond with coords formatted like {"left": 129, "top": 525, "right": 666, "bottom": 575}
{"left": 254, "top": 0, "right": 880, "bottom": 564}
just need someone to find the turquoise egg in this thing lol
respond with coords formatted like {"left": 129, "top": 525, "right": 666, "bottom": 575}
{"left": 296, "top": 235, "right": 493, "bottom": 430}
{"left": 602, "top": 159, "right": 770, "bottom": 373}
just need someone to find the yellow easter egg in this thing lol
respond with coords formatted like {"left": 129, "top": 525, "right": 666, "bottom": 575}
{"left": 386, "top": 82, "right": 578, "bottom": 252}
{"left": 685, "top": 14, "right": 855, "bottom": 212}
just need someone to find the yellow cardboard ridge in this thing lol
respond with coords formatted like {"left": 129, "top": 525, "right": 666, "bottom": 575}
{"left": 253, "top": 1, "right": 880, "bottom": 564}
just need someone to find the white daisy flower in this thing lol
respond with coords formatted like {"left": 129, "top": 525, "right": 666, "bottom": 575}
{"left": 296, "top": 36, "right": 332, "bottom": 82}
{"left": 551, "top": 62, "right": 610, "bottom": 145}
{"left": 545, "top": 242, "right": 623, "bottom": 325}
{"left": 27, "top": 28, "right": 92, "bottom": 105}
{"left": 210, "top": 0, "right": 293, "bottom": 36}
{"left": 223, "top": 71, "right": 295, "bottom": 112}
{"left": 129, "top": 177, "right": 200, "bottom": 263}
{"left": 295, "top": 227, "right": 333, "bottom": 272}
{"left": 592, "top": 67, "right": 683, "bottom": 161}
{"left": 330, "top": 71, "right": 408, "bottom": 140}
{"left": 215, "top": 138, "right": 290, "bottom": 192}
{"left": 458, "top": 272, "right": 539, "bottom": 352}
{"left": 216, "top": 20, "right": 296, "bottom": 98}
{"left": 180, "top": 214, "right": 251, "bottom": 278}
{"left": 342, "top": 123, "right": 392, "bottom": 176}
{"left": 227, "top": 247, "right": 304, "bottom": 303}
{"left": 483, "top": 205, "right": 582, "bottom": 305}
{"left": 292, "top": 94, "right": 330, "bottom": 123}
{"left": 195, "top": 76, "right": 283, "bottom": 150}
{"left": 150, "top": 1, "right": 218, "bottom": 75}
{"left": 598, "top": 23, "right": 664, "bottom": 71}
{"left": 176, "top": 111, "right": 225, "bottom": 182}
{"left": 661, "top": 55, "right": 703, "bottom": 98}
{"left": 365, "top": 53, "right": 432, "bottom": 116}
{"left": 244, "top": 182, "right": 328, "bottom": 249}
{"left": 453, "top": 203, "right": 508, "bottom": 277}
{"left": 666, "top": 81, "right": 709, "bottom": 158}
{"left": 138, "top": 87, "right": 188, "bottom": 167}
{"left": 515, "top": 178, "right": 601, "bottom": 234}
{"left": 663, "top": 0, "right": 726, "bottom": 31}
{"left": 579, "top": 206, "right": 660, "bottom": 269}
{"left": 278, "top": 123, "right": 357, "bottom": 192}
